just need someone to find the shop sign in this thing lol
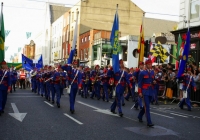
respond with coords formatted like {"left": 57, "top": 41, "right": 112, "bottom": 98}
{"left": 190, "top": 43, "right": 196, "bottom": 49}
{"left": 190, "top": 31, "right": 200, "bottom": 39}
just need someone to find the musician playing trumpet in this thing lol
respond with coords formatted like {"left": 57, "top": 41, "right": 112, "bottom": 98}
{"left": 101, "top": 68, "right": 109, "bottom": 102}
{"left": 125, "top": 67, "right": 136, "bottom": 102}
{"left": 81, "top": 67, "right": 90, "bottom": 98}
{"left": 90, "top": 65, "right": 101, "bottom": 100}
{"left": 53, "top": 65, "right": 66, "bottom": 108}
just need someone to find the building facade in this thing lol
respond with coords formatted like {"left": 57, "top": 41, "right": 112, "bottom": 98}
{"left": 172, "top": 0, "right": 200, "bottom": 65}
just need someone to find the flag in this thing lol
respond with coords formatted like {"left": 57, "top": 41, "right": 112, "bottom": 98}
{"left": 150, "top": 42, "right": 169, "bottom": 63}
{"left": 110, "top": 7, "right": 119, "bottom": 73}
{"left": 137, "top": 20, "right": 145, "bottom": 64}
{"left": 148, "top": 39, "right": 156, "bottom": 63}
{"left": 176, "top": 34, "right": 182, "bottom": 69}
{"left": 67, "top": 15, "right": 78, "bottom": 64}
{"left": 22, "top": 54, "right": 33, "bottom": 71}
{"left": 36, "top": 54, "right": 43, "bottom": 69}
{"left": 0, "top": 3, "right": 5, "bottom": 63}
{"left": 177, "top": 30, "right": 190, "bottom": 78}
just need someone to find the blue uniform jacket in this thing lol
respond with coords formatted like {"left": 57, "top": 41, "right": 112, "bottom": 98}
{"left": 114, "top": 70, "right": 130, "bottom": 93}
{"left": 138, "top": 69, "right": 154, "bottom": 96}
{"left": 53, "top": 71, "right": 66, "bottom": 88}
{"left": 182, "top": 75, "right": 196, "bottom": 92}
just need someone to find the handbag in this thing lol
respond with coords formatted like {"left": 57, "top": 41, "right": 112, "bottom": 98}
{"left": 183, "top": 76, "right": 192, "bottom": 99}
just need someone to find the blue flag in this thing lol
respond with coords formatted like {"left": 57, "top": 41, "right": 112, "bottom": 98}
{"left": 36, "top": 55, "right": 43, "bottom": 69}
{"left": 68, "top": 15, "right": 78, "bottom": 64}
{"left": 110, "top": 9, "right": 119, "bottom": 73}
{"left": 177, "top": 29, "right": 190, "bottom": 78}
{"left": 22, "top": 54, "right": 33, "bottom": 71}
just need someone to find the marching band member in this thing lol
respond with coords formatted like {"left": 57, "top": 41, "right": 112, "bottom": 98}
{"left": 53, "top": 65, "right": 66, "bottom": 108}
{"left": 110, "top": 59, "right": 132, "bottom": 117}
{"left": 62, "top": 60, "right": 82, "bottom": 113}
{"left": 0, "top": 60, "right": 11, "bottom": 115}
{"left": 179, "top": 67, "right": 196, "bottom": 111}
{"left": 82, "top": 67, "right": 90, "bottom": 98}
{"left": 10, "top": 66, "right": 17, "bottom": 93}
{"left": 39, "top": 68, "right": 45, "bottom": 97}
{"left": 137, "top": 59, "right": 154, "bottom": 127}
{"left": 45, "top": 66, "right": 52, "bottom": 101}
{"left": 31, "top": 67, "right": 37, "bottom": 93}
{"left": 101, "top": 68, "right": 109, "bottom": 102}
{"left": 36, "top": 69, "right": 40, "bottom": 95}
{"left": 90, "top": 65, "right": 101, "bottom": 100}
{"left": 133, "top": 62, "right": 144, "bottom": 110}
{"left": 125, "top": 67, "right": 135, "bottom": 102}
{"left": 50, "top": 67, "right": 56, "bottom": 104}
{"left": 108, "top": 66, "right": 114, "bottom": 99}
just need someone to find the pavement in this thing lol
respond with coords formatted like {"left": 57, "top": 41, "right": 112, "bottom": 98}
{"left": 0, "top": 88, "right": 200, "bottom": 140}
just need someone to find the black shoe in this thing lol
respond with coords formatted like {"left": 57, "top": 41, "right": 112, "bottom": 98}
{"left": 111, "top": 110, "right": 116, "bottom": 114}
{"left": 134, "top": 106, "right": 139, "bottom": 110}
{"left": 57, "top": 104, "right": 60, "bottom": 108}
{"left": 125, "top": 98, "right": 129, "bottom": 101}
{"left": 52, "top": 101, "right": 54, "bottom": 104}
{"left": 122, "top": 103, "right": 125, "bottom": 106}
{"left": 188, "top": 109, "right": 191, "bottom": 111}
{"left": 41, "top": 94, "right": 43, "bottom": 97}
{"left": 2, "top": 110, "right": 4, "bottom": 113}
{"left": 138, "top": 117, "right": 143, "bottom": 122}
{"left": 85, "top": 96, "right": 87, "bottom": 99}
{"left": 147, "top": 124, "right": 154, "bottom": 127}
{"left": 119, "top": 113, "right": 123, "bottom": 117}
{"left": 71, "top": 110, "right": 75, "bottom": 114}
{"left": 106, "top": 100, "right": 109, "bottom": 102}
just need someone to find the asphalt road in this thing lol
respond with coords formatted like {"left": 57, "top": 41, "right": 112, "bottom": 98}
{"left": 0, "top": 88, "right": 200, "bottom": 140}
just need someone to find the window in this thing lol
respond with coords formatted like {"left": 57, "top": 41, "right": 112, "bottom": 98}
{"left": 72, "top": 12, "right": 74, "bottom": 22}
{"left": 190, "top": 0, "right": 199, "bottom": 20}
{"left": 60, "top": 36, "right": 61, "bottom": 46}
{"left": 82, "top": 38, "right": 84, "bottom": 43}
{"left": 101, "top": 44, "right": 113, "bottom": 58}
{"left": 88, "top": 36, "right": 90, "bottom": 41}
{"left": 81, "top": 49, "right": 83, "bottom": 60}
{"left": 85, "top": 37, "right": 87, "bottom": 42}
{"left": 71, "top": 29, "right": 73, "bottom": 40}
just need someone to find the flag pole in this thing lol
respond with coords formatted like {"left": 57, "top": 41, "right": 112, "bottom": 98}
{"left": 137, "top": 12, "right": 145, "bottom": 67}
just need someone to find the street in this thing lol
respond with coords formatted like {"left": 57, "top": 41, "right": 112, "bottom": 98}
{"left": 0, "top": 89, "right": 200, "bottom": 140}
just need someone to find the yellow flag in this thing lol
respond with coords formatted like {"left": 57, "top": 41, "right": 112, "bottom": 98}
{"left": 137, "top": 23, "right": 145, "bottom": 64}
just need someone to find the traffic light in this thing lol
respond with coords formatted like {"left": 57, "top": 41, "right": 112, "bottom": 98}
{"left": 144, "top": 40, "right": 150, "bottom": 57}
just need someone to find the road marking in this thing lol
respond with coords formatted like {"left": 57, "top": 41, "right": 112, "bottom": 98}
{"left": 44, "top": 101, "right": 54, "bottom": 107}
{"left": 152, "top": 108, "right": 200, "bottom": 119}
{"left": 77, "top": 101, "right": 99, "bottom": 110}
{"left": 170, "top": 113, "right": 188, "bottom": 118}
{"left": 123, "top": 116, "right": 137, "bottom": 122}
{"left": 151, "top": 112, "right": 174, "bottom": 119}
{"left": 64, "top": 113, "right": 83, "bottom": 125}
{"left": 77, "top": 101, "right": 119, "bottom": 117}
{"left": 9, "top": 103, "right": 27, "bottom": 122}
{"left": 109, "top": 101, "right": 113, "bottom": 103}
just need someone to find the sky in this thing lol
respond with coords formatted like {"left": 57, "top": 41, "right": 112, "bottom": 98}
{"left": 1, "top": 0, "right": 180, "bottom": 62}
